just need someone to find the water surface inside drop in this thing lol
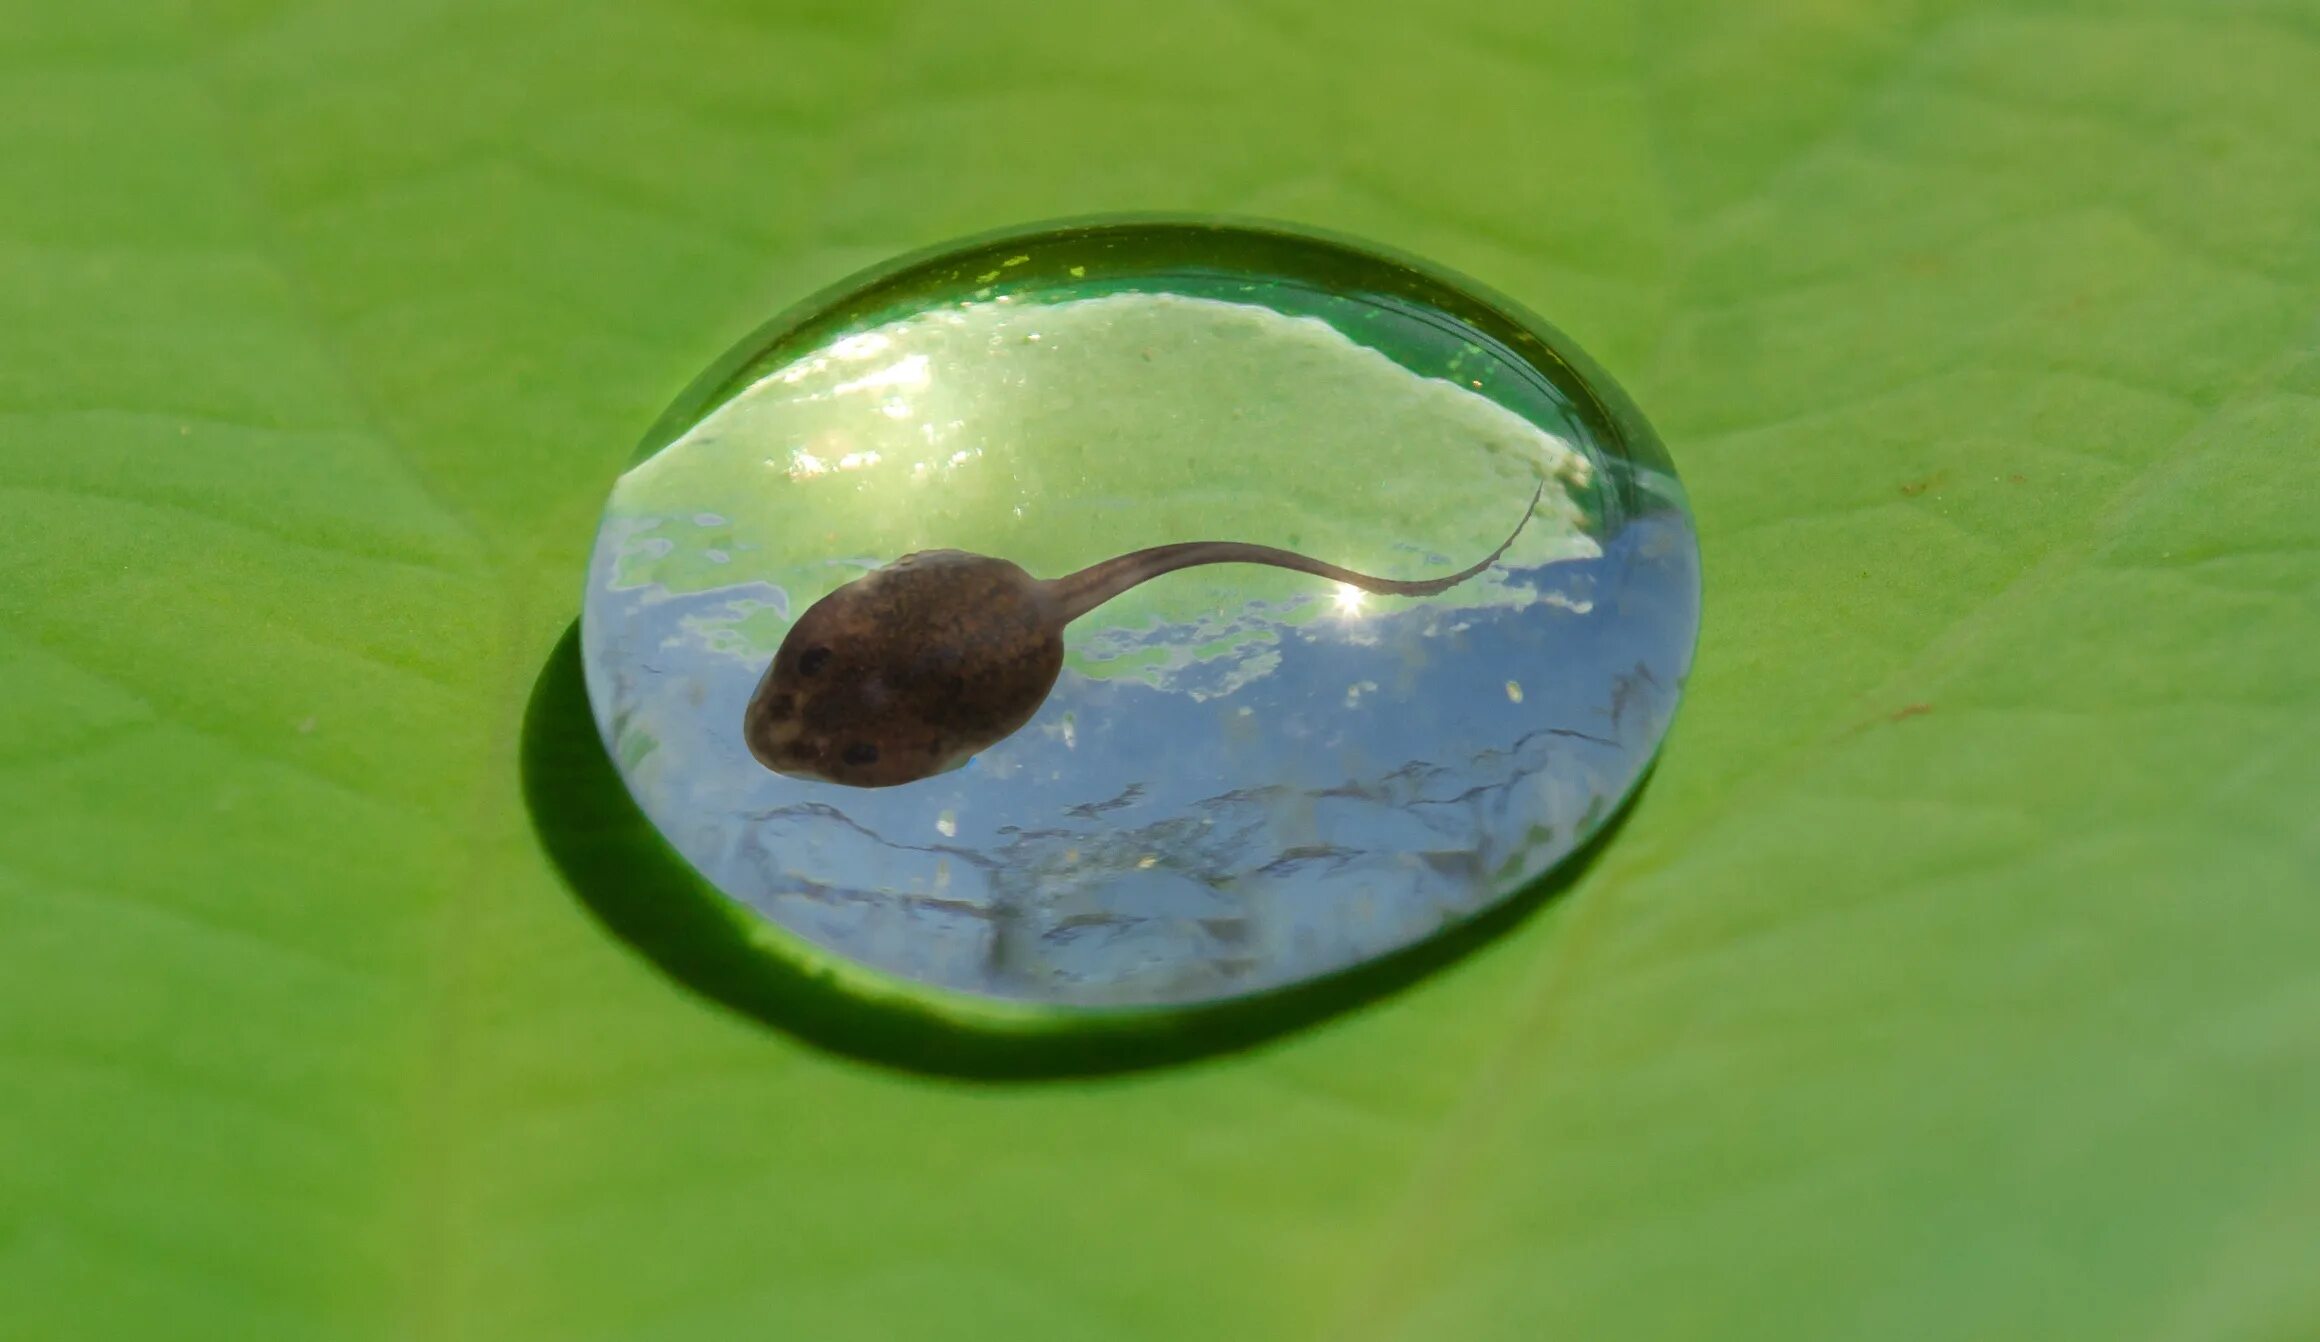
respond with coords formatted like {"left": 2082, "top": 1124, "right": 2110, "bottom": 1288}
{"left": 581, "top": 219, "right": 1699, "bottom": 1014}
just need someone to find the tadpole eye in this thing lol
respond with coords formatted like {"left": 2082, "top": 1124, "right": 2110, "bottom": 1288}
{"left": 798, "top": 646, "right": 831, "bottom": 676}
{"left": 841, "top": 741, "right": 879, "bottom": 766}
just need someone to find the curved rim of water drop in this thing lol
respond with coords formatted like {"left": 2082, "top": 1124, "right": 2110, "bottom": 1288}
{"left": 626, "top": 212, "right": 1678, "bottom": 482}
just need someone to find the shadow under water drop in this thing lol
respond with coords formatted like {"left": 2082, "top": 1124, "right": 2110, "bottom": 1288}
{"left": 521, "top": 622, "right": 1648, "bottom": 1081}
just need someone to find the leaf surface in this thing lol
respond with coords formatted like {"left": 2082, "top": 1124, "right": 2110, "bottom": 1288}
{"left": 3, "top": 2, "right": 2316, "bottom": 1339}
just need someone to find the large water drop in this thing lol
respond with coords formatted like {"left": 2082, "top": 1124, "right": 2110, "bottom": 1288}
{"left": 580, "top": 218, "right": 1699, "bottom": 1014}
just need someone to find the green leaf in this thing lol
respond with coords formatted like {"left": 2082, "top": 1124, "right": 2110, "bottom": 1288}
{"left": 4, "top": 2, "right": 2316, "bottom": 1339}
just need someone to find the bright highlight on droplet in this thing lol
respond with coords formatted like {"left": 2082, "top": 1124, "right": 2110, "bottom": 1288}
{"left": 1333, "top": 583, "right": 1366, "bottom": 617}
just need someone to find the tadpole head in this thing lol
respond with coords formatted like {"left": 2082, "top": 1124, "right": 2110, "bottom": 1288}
{"left": 741, "top": 661, "right": 813, "bottom": 776}
{"left": 741, "top": 603, "right": 849, "bottom": 780}
{"left": 739, "top": 584, "right": 957, "bottom": 788}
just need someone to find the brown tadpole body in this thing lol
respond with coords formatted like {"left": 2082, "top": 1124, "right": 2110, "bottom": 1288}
{"left": 744, "top": 480, "right": 1548, "bottom": 787}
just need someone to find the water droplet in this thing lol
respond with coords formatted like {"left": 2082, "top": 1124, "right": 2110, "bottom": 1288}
{"left": 580, "top": 217, "right": 1700, "bottom": 1014}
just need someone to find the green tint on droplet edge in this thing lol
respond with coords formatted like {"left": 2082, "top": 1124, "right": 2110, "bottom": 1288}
{"left": 579, "top": 215, "right": 1701, "bottom": 1029}
{"left": 637, "top": 218, "right": 1682, "bottom": 522}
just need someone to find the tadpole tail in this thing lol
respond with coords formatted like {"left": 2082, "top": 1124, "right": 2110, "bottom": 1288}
{"left": 1048, "top": 479, "right": 1548, "bottom": 625}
